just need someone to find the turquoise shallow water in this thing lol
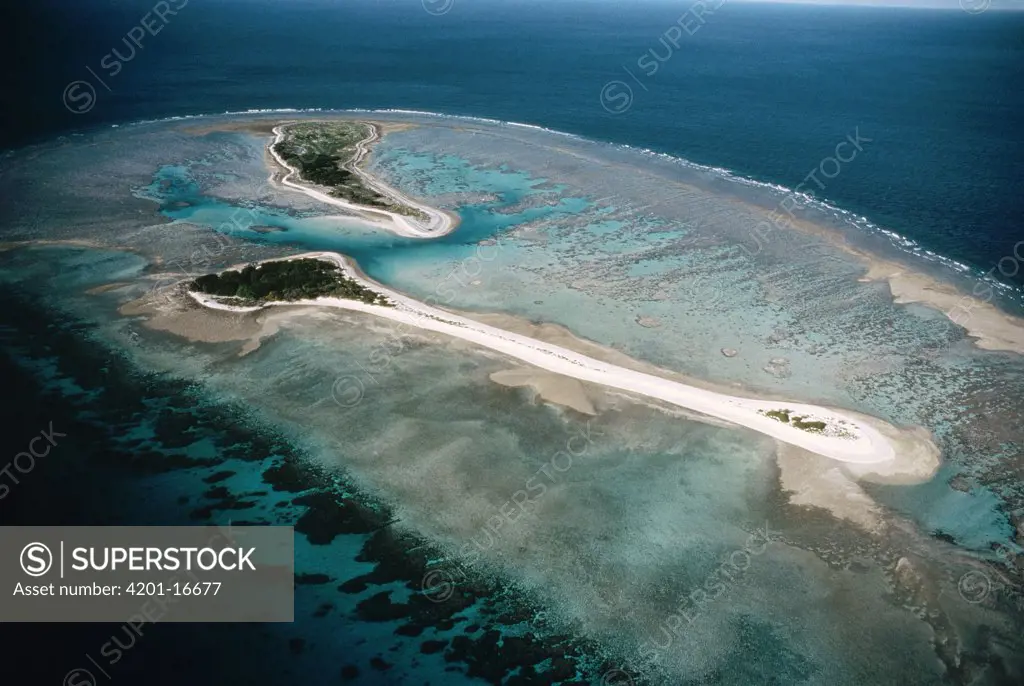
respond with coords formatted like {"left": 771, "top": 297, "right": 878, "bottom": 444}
{"left": 6, "top": 2, "right": 1023, "bottom": 296}
{"left": 1, "top": 113, "right": 1022, "bottom": 684}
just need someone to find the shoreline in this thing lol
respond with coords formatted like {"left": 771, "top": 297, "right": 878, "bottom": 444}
{"left": 185, "top": 111, "right": 1024, "bottom": 359}
{"left": 10, "top": 108, "right": 1024, "bottom": 359}
{"left": 267, "top": 121, "right": 460, "bottom": 239}
{"left": 861, "top": 258, "right": 1024, "bottom": 354}
{"left": 183, "top": 251, "right": 939, "bottom": 468}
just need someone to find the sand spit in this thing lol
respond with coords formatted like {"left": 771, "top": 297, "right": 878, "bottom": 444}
{"left": 185, "top": 114, "right": 1024, "bottom": 357}
{"left": 266, "top": 121, "right": 459, "bottom": 238}
{"left": 490, "top": 368, "right": 597, "bottom": 416}
{"left": 777, "top": 414, "right": 941, "bottom": 531}
{"left": 777, "top": 443, "right": 886, "bottom": 531}
{"left": 583, "top": 142, "right": 1024, "bottom": 358}
{"left": 862, "top": 260, "right": 1024, "bottom": 354}
{"left": 119, "top": 284, "right": 311, "bottom": 357}
{"left": 182, "top": 251, "right": 941, "bottom": 469}
{"left": 739, "top": 199, "right": 1024, "bottom": 356}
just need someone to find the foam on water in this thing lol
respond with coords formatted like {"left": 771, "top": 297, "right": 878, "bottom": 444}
{"left": 2, "top": 112, "right": 1022, "bottom": 683}
{"left": 92, "top": 106, "right": 1024, "bottom": 306}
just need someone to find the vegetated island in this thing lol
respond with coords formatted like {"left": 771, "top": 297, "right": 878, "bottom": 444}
{"left": 272, "top": 121, "right": 407, "bottom": 213}
{"left": 181, "top": 252, "right": 939, "bottom": 470}
{"left": 190, "top": 257, "right": 393, "bottom": 308}
{"left": 269, "top": 120, "right": 455, "bottom": 237}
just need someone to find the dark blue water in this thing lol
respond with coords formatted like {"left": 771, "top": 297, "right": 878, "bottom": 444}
{"left": 0, "top": 251, "right": 612, "bottom": 685}
{"left": 3, "top": 0, "right": 1023, "bottom": 282}
{"left": 2, "top": 3, "right": 1023, "bottom": 683}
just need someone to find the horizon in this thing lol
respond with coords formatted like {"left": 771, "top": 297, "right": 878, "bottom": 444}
{"left": 731, "top": 0, "right": 1023, "bottom": 8}
{"left": 43, "top": 0, "right": 1024, "bottom": 9}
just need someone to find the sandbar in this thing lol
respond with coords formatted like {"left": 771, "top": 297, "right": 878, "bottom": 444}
{"left": 186, "top": 251, "right": 938, "bottom": 468}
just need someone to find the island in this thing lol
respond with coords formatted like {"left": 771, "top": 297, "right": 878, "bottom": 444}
{"left": 186, "top": 252, "right": 931, "bottom": 468}
{"left": 190, "top": 258, "right": 392, "bottom": 307}
{"left": 269, "top": 121, "right": 457, "bottom": 238}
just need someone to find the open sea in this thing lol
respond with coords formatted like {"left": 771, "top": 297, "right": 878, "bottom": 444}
{"left": 3, "top": 0, "right": 1023, "bottom": 280}
{"left": 1, "top": 2, "right": 1023, "bottom": 685}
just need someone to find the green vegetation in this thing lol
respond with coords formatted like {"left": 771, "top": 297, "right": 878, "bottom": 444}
{"left": 190, "top": 258, "right": 393, "bottom": 307}
{"left": 759, "top": 408, "right": 828, "bottom": 433}
{"left": 792, "top": 417, "right": 827, "bottom": 432}
{"left": 274, "top": 122, "right": 427, "bottom": 220}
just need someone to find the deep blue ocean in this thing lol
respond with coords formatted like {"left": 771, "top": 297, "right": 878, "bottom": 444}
{"left": 1, "top": 2, "right": 1023, "bottom": 684}
{"left": 3, "top": 0, "right": 1023, "bottom": 280}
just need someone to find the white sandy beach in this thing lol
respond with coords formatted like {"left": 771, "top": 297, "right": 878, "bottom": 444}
{"left": 270, "top": 117, "right": 1024, "bottom": 356}
{"left": 188, "top": 251, "right": 921, "bottom": 466}
{"left": 268, "top": 123, "right": 458, "bottom": 238}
